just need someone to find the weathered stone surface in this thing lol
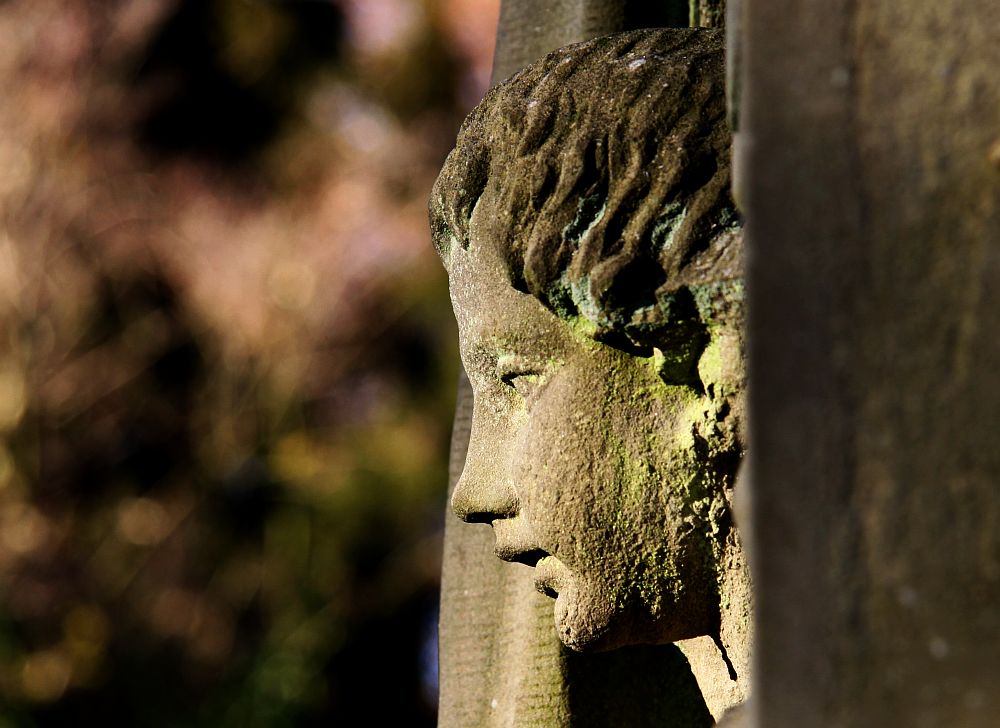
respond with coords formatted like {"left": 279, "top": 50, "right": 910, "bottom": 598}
{"left": 743, "top": 0, "right": 1000, "bottom": 725}
{"left": 435, "top": 28, "right": 750, "bottom": 724}
{"left": 491, "top": 1, "right": 690, "bottom": 83}
{"left": 433, "top": 31, "right": 740, "bottom": 360}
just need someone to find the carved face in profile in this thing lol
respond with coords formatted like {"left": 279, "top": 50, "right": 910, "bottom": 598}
{"left": 449, "top": 233, "right": 742, "bottom": 652}
{"left": 431, "top": 29, "right": 744, "bottom": 652}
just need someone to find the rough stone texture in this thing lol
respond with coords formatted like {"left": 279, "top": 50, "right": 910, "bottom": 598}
{"left": 436, "top": 25, "right": 750, "bottom": 726}
{"left": 433, "top": 31, "right": 740, "bottom": 361}
{"left": 742, "top": 0, "right": 1000, "bottom": 725}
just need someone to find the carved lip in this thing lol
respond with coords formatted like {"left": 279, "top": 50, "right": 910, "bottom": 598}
{"left": 533, "top": 555, "right": 562, "bottom": 598}
{"left": 494, "top": 545, "right": 548, "bottom": 567}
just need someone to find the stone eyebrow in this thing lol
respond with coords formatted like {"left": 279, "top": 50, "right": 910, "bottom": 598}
{"left": 463, "top": 334, "right": 552, "bottom": 374}
{"left": 495, "top": 354, "right": 543, "bottom": 378}
{"left": 459, "top": 338, "right": 502, "bottom": 377}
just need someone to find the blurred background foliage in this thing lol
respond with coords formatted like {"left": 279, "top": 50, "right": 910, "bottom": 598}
{"left": 0, "top": 0, "right": 497, "bottom": 724}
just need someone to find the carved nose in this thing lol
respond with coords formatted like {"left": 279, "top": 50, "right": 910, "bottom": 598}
{"left": 450, "top": 388, "right": 519, "bottom": 523}
{"left": 451, "top": 467, "right": 518, "bottom": 524}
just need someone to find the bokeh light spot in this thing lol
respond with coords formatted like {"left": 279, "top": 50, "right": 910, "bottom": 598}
{"left": 0, "top": 364, "right": 26, "bottom": 432}
{"left": 1, "top": 503, "right": 47, "bottom": 556}
{"left": 116, "top": 497, "right": 170, "bottom": 546}
{"left": 20, "top": 649, "right": 72, "bottom": 703}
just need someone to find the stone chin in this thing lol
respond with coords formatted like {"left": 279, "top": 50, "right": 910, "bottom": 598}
{"left": 527, "top": 555, "right": 605, "bottom": 651}
{"left": 551, "top": 584, "right": 617, "bottom": 653}
{"left": 537, "top": 554, "right": 718, "bottom": 653}
{"left": 536, "top": 558, "right": 638, "bottom": 653}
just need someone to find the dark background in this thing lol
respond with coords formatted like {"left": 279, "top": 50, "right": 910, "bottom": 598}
{"left": 0, "top": 0, "right": 497, "bottom": 724}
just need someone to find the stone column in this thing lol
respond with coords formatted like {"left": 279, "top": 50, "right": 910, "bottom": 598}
{"left": 438, "top": 2, "right": 731, "bottom": 726}
{"left": 742, "top": 0, "right": 1000, "bottom": 725}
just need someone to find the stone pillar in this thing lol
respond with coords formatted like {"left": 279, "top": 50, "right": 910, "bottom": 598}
{"left": 742, "top": 0, "right": 1000, "bottom": 725}
{"left": 490, "top": 1, "right": 689, "bottom": 82}
{"left": 437, "top": 3, "right": 733, "bottom": 726}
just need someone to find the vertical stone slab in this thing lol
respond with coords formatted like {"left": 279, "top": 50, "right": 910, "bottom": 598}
{"left": 437, "top": 3, "right": 725, "bottom": 726}
{"left": 691, "top": 0, "right": 726, "bottom": 28}
{"left": 491, "top": 0, "right": 688, "bottom": 83}
{"left": 742, "top": 0, "right": 1000, "bottom": 725}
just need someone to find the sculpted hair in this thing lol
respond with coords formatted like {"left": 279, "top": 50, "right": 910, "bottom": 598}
{"left": 430, "top": 28, "right": 741, "bottom": 368}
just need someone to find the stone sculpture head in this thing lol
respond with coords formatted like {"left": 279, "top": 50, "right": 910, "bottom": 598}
{"left": 430, "top": 29, "right": 745, "bottom": 653}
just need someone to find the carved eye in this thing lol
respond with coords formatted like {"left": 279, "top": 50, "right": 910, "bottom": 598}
{"left": 496, "top": 356, "right": 543, "bottom": 400}
{"left": 500, "top": 371, "right": 542, "bottom": 400}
